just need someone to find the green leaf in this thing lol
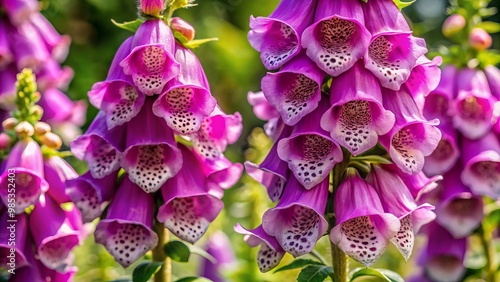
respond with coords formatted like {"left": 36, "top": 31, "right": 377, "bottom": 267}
{"left": 132, "top": 261, "right": 163, "bottom": 282}
{"left": 349, "top": 268, "right": 404, "bottom": 282}
{"left": 175, "top": 277, "right": 212, "bottom": 282}
{"left": 297, "top": 265, "right": 333, "bottom": 282}
{"left": 187, "top": 243, "right": 217, "bottom": 264}
{"left": 184, "top": 38, "right": 218, "bottom": 49}
{"left": 111, "top": 18, "right": 144, "bottom": 33}
{"left": 164, "top": 241, "right": 191, "bottom": 262}
{"left": 274, "top": 259, "right": 324, "bottom": 273}
{"left": 475, "top": 21, "right": 500, "bottom": 33}
{"left": 478, "top": 50, "right": 500, "bottom": 67}
{"left": 392, "top": 0, "right": 415, "bottom": 10}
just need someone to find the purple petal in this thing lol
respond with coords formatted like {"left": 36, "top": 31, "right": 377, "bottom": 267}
{"left": 321, "top": 62, "right": 395, "bottom": 155}
{"left": 484, "top": 65, "right": 500, "bottom": 100}
{"left": 152, "top": 44, "right": 217, "bottom": 134}
{"left": 362, "top": 0, "right": 410, "bottom": 33}
{"left": 29, "top": 13, "right": 70, "bottom": 62}
{"left": 0, "top": 64, "right": 17, "bottom": 109}
{"left": 36, "top": 60, "right": 74, "bottom": 91}
{"left": 44, "top": 156, "right": 78, "bottom": 204}
{"left": 247, "top": 91, "right": 279, "bottom": 121}
{"left": 0, "top": 0, "right": 39, "bottom": 25}
{"left": 405, "top": 56, "right": 442, "bottom": 98}
{"left": 301, "top": 0, "right": 370, "bottom": 76}
{"left": 199, "top": 231, "right": 236, "bottom": 282}
{"left": 0, "top": 19, "right": 13, "bottom": 67}
{"left": 197, "top": 155, "right": 243, "bottom": 190}
{"left": 157, "top": 145, "right": 223, "bottom": 243}
{"left": 120, "top": 20, "right": 180, "bottom": 95}
{"left": 421, "top": 65, "right": 457, "bottom": 122}
{"left": 262, "top": 177, "right": 328, "bottom": 257}
{"left": 94, "top": 177, "right": 157, "bottom": 268}
{"left": 0, "top": 213, "right": 28, "bottom": 270}
{"left": 423, "top": 122, "right": 460, "bottom": 176}
{"left": 8, "top": 21, "right": 50, "bottom": 71}
{"left": 261, "top": 52, "right": 324, "bottom": 125}
{"left": 248, "top": 0, "right": 315, "bottom": 70}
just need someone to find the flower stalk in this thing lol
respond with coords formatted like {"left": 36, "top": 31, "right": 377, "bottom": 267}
{"left": 479, "top": 225, "right": 497, "bottom": 282}
{"left": 153, "top": 222, "right": 171, "bottom": 282}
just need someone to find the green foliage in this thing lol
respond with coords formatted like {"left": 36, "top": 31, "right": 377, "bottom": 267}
{"left": 392, "top": 0, "right": 416, "bottom": 10}
{"left": 349, "top": 268, "right": 405, "bottom": 282}
{"left": 132, "top": 261, "right": 164, "bottom": 282}
{"left": 274, "top": 259, "right": 324, "bottom": 273}
{"left": 297, "top": 265, "right": 334, "bottom": 282}
{"left": 164, "top": 241, "right": 191, "bottom": 262}
{"left": 111, "top": 18, "right": 145, "bottom": 33}
{"left": 175, "top": 277, "right": 212, "bottom": 282}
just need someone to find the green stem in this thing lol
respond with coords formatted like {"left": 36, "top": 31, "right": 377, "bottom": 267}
{"left": 479, "top": 225, "right": 497, "bottom": 282}
{"left": 152, "top": 222, "right": 171, "bottom": 282}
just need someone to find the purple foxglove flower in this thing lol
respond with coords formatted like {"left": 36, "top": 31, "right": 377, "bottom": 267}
{"left": 89, "top": 37, "right": 146, "bottom": 129}
{"left": 39, "top": 264, "right": 77, "bottom": 282}
{"left": 0, "top": 212, "right": 28, "bottom": 270}
{"left": 10, "top": 239, "right": 44, "bottom": 282}
{"left": 461, "top": 132, "right": 500, "bottom": 198}
{"left": 419, "top": 223, "right": 466, "bottom": 282}
{"left": 262, "top": 176, "right": 328, "bottom": 257}
{"left": 43, "top": 156, "right": 78, "bottom": 204}
{"left": 330, "top": 169, "right": 400, "bottom": 266}
{"left": 9, "top": 21, "right": 50, "bottom": 71}
{"left": 423, "top": 122, "right": 460, "bottom": 176}
{"left": 261, "top": 52, "right": 324, "bottom": 125}
{"left": 321, "top": 62, "right": 395, "bottom": 155}
{"left": 452, "top": 68, "right": 497, "bottom": 139}
{"left": 0, "top": 64, "right": 17, "bottom": 109}
{"left": 94, "top": 177, "right": 158, "bottom": 268}
{"left": 191, "top": 107, "right": 242, "bottom": 160}
{"left": 421, "top": 65, "right": 457, "bottom": 122}
{"left": 36, "top": 60, "right": 74, "bottom": 91}
{"left": 301, "top": 0, "right": 370, "bottom": 77}
{"left": 234, "top": 224, "right": 285, "bottom": 273}
{"left": 121, "top": 98, "right": 182, "bottom": 193}
{"left": 436, "top": 164, "right": 483, "bottom": 238}
{"left": 152, "top": 44, "right": 217, "bottom": 134}
{"left": 199, "top": 231, "right": 236, "bottom": 282}
{"left": 394, "top": 166, "right": 442, "bottom": 201}
{"left": 247, "top": 91, "right": 279, "bottom": 121}
{"left": 484, "top": 65, "right": 500, "bottom": 100}
{"left": 120, "top": 19, "right": 180, "bottom": 95}
{"left": 71, "top": 112, "right": 125, "bottom": 179}
{"left": 198, "top": 154, "right": 243, "bottom": 191}
{"left": 362, "top": 0, "right": 428, "bottom": 90}
{"left": 0, "top": 139, "right": 48, "bottom": 213}
{"left": 157, "top": 145, "right": 223, "bottom": 243}
{"left": 405, "top": 56, "right": 442, "bottom": 98}
{"left": 368, "top": 165, "right": 436, "bottom": 261}
{"left": 30, "top": 194, "right": 80, "bottom": 270}
{"left": 29, "top": 13, "right": 70, "bottom": 62}
{"left": 380, "top": 88, "right": 441, "bottom": 174}
{"left": 66, "top": 172, "right": 117, "bottom": 223}
{"left": 0, "top": 19, "right": 13, "bottom": 67}
{"left": 277, "top": 96, "right": 343, "bottom": 189}
{"left": 248, "top": 0, "right": 316, "bottom": 70}
{"left": 245, "top": 126, "right": 292, "bottom": 201}
{"left": 0, "top": 0, "right": 39, "bottom": 26}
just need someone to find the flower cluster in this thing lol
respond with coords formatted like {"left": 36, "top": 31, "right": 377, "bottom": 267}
{"left": 0, "top": 69, "right": 85, "bottom": 281}
{"left": 68, "top": 3, "right": 243, "bottom": 267}
{"left": 238, "top": 0, "right": 441, "bottom": 271}
{"left": 0, "top": 0, "right": 86, "bottom": 142}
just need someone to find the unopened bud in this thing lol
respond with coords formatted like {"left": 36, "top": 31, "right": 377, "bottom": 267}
{"left": 0, "top": 133, "right": 11, "bottom": 149}
{"left": 15, "top": 121, "right": 34, "bottom": 138}
{"left": 2, "top": 118, "right": 18, "bottom": 130}
{"left": 171, "top": 17, "right": 196, "bottom": 41}
{"left": 39, "top": 132, "right": 62, "bottom": 149}
{"left": 31, "top": 105, "right": 43, "bottom": 117}
{"left": 469, "top": 27, "right": 492, "bottom": 51}
{"left": 442, "top": 14, "right": 466, "bottom": 38}
{"left": 34, "top": 122, "right": 51, "bottom": 136}
{"left": 140, "top": 0, "right": 165, "bottom": 17}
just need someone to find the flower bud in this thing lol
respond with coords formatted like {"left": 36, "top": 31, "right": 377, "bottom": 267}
{"left": 15, "top": 121, "right": 35, "bottom": 138}
{"left": 171, "top": 17, "right": 196, "bottom": 41}
{"left": 39, "top": 132, "right": 62, "bottom": 149}
{"left": 34, "top": 121, "right": 51, "bottom": 136}
{"left": 442, "top": 14, "right": 466, "bottom": 38}
{"left": 2, "top": 117, "right": 18, "bottom": 130}
{"left": 31, "top": 105, "right": 43, "bottom": 118}
{"left": 0, "top": 133, "right": 12, "bottom": 149}
{"left": 140, "top": 0, "right": 165, "bottom": 17}
{"left": 469, "top": 27, "right": 492, "bottom": 51}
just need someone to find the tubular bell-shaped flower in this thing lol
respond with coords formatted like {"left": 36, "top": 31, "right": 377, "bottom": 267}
{"left": 261, "top": 52, "right": 324, "bottom": 125}
{"left": 277, "top": 96, "right": 343, "bottom": 189}
{"left": 421, "top": 65, "right": 457, "bottom": 121}
{"left": 395, "top": 167, "right": 442, "bottom": 201}
{"left": 0, "top": 0, "right": 39, "bottom": 26}
{"left": 368, "top": 165, "right": 435, "bottom": 261}
{"left": 423, "top": 121, "right": 460, "bottom": 176}
{"left": 120, "top": 19, "right": 180, "bottom": 95}
{"left": 248, "top": 0, "right": 316, "bottom": 70}
{"left": 9, "top": 21, "right": 50, "bottom": 71}
{"left": 405, "top": 56, "right": 442, "bottom": 98}
{"left": 43, "top": 155, "right": 79, "bottom": 204}
{"left": 0, "top": 212, "right": 28, "bottom": 270}
{"left": 362, "top": 0, "right": 427, "bottom": 90}
{"left": 460, "top": 132, "right": 500, "bottom": 198}
{"left": 28, "top": 13, "right": 70, "bottom": 63}
{"left": 0, "top": 19, "right": 13, "bottom": 68}
{"left": 234, "top": 224, "right": 285, "bottom": 273}
{"left": 262, "top": 176, "right": 329, "bottom": 257}
{"left": 152, "top": 44, "right": 217, "bottom": 134}
{"left": 199, "top": 231, "right": 236, "bottom": 282}
{"left": 157, "top": 145, "right": 223, "bottom": 243}
{"left": 380, "top": 88, "right": 441, "bottom": 174}
{"left": 121, "top": 98, "right": 182, "bottom": 193}
{"left": 301, "top": 0, "right": 371, "bottom": 77}
{"left": 330, "top": 169, "right": 400, "bottom": 266}
{"left": 321, "top": 61, "right": 395, "bottom": 155}
{"left": 94, "top": 177, "right": 158, "bottom": 268}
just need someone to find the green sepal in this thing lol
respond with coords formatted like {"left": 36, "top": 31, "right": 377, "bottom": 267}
{"left": 174, "top": 31, "right": 218, "bottom": 49}
{"left": 111, "top": 18, "right": 144, "bottom": 33}
{"left": 392, "top": 0, "right": 415, "bottom": 10}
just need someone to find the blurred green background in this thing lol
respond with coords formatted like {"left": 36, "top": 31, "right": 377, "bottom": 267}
{"left": 39, "top": 0, "right": 500, "bottom": 281}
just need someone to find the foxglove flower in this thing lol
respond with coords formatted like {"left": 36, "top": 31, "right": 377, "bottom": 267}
{"left": 301, "top": 0, "right": 371, "bottom": 76}
{"left": 0, "top": 0, "right": 39, "bottom": 26}
{"left": 262, "top": 176, "right": 328, "bottom": 257}
{"left": 330, "top": 169, "right": 400, "bottom": 266}
{"left": 0, "top": 19, "right": 13, "bottom": 67}
{"left": 246, "top": 91, "right": 281, "bottom": 140}
{"left": 9, "top": 21, "right": 50, "bottom": 71}
{"left": 199, "top": 231, "right": 236, "bottom": 282}
{"left": 368, "top": 165, "right": 435, "bottom": 260}
{"left": 362, "top": 0, "right": 427, "bottom": 90}
{"left": 152, "top": 44, "right": 217, "bottom": 134}
{"left": 380, "top": 88, "right": 441, "bottom": 174}
{"left": 0, "top": 212, "right": 28, "bottom": 270}
{"left": 261, "top": 52, "right": 324, "bottom": 125}
{"left": 0, "top": 65, "right": 17, "bottom": 108}
{"left": 484, "top": 65, "right": 500, "bottom": 100}
{"left": 29, "top": 13, "right": 70, "bottom": 62}
{"left": 120, "top": 19, "right": 180, "bottom": 96}
{"left": 140, "top": 0, "right": 165, "bottom": 16}
{"left": 248, "top": 0, "right": 316, "bottom": 70}
{"left": 43, "top": 155, "right": 78, "bottom": 204}
{"left": 157, "top": 145, "right": 223, "bottom": 243}
{"left": 435, "top": 164, "right": 483, "bottom": 238}
{"left": 423, "top": 121, "right": 460, "bottom": 176}
{"left": 36, "top": 59, "right": 74, "bottom": 91}
{"left": 321, "top": 61, "right": 395, "bottom": 155}
{"left": 0, "top": 138, "right": 48, "bottom": 213}
{"left": 420, "top": 65, "right": 457, "bottom": 121}
{"left": 234, "top": 224, "right": 285, "bottom": 273}
{"left": 461, "top": 132, "right": 500, "bottom": 198}
{"left": 278, "top": 96, "right": 343, "bottom": 189}
{"left": 396, "top": 168, "right": 442, "bottom": 201}
{"left": 405, "top": 56, "right": 442, "bottom": 99}
{"left": 94, "top": 177, "right": 158, "bottom": 268}
{"left": 452, "top": 68, "right": 497, "bottom": 139}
